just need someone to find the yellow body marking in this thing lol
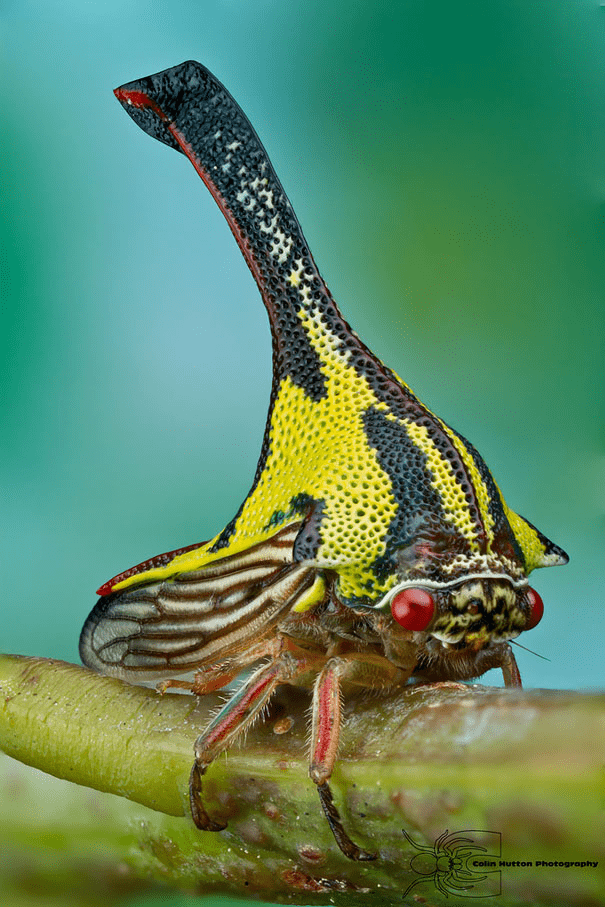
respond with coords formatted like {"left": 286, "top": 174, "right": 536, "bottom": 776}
{"left": 115, "top": 307, "right": 399, "bottom": 601}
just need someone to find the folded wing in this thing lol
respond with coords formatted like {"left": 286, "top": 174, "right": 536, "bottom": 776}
{"left": 80, "top": 523, "right": 323, "bottom": 682}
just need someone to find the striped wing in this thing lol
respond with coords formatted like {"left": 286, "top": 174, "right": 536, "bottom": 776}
{"left": 79, "top": 523, "right": 322, "bottom": 682}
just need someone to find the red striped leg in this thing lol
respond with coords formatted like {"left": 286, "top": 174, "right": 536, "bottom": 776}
{"left": 309, "top": 659, "right": 377, "bottom": 862}
{"left": 189, "top": 641, "right": 317, "bottom": 831}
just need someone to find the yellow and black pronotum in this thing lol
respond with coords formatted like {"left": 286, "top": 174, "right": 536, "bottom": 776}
{"left": 80, "top": 61, "right": 568, "bottom": 861}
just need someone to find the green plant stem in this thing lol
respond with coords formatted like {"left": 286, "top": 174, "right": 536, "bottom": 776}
{"left": 0, "top": 654, "right": 603, "bottom": 906}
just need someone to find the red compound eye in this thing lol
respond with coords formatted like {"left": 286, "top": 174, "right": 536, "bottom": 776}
{"left": 391, "top": 588, "right": 435, "bottom": 631}
{"left": 525, "top": 587, "right": 544, "bottom": 630}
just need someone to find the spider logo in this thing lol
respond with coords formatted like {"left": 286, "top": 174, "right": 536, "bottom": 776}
{"left": 402, "top": 828, "right": 502, "bottom": 898}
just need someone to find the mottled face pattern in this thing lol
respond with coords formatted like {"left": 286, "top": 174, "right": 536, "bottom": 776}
{"left": 430, "top": 579, "right": 527, "bottom": 650}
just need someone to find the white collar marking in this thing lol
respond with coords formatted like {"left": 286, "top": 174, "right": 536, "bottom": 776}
{"left": 373, "top": 572, "right": 529, "bottom": 610}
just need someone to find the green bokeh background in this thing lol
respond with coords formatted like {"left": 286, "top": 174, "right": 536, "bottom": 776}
{"left": 1, "top": 1, "right": 604, "bottom": 903}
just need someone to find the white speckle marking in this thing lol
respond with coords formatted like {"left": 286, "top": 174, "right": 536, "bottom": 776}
{"left": 299, "top": 306, "right": 351, "bottom": 364}
{"left": 259, "top": 214, "right": 278, "bottom": 235}
{"left": 299, "top": 284, "right": 312, "bottom": 304}
{"left": 259, "top": 187, "right": 275, "bottom": 210}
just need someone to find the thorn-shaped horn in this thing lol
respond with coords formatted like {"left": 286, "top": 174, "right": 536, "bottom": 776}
{"left": 115, "top": 60, "right": 370, "bottom": 400}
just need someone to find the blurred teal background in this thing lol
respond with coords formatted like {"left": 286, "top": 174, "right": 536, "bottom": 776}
{"left": 1, "top": 0, "right": 604, "bottom": 902}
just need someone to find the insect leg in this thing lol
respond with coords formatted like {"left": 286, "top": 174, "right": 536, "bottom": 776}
{"left": 190, "top": 658, "right": 283, "bottom": 830}
{"left": 189, "top": 642, "right": 320, "bottom": 831}
{"left": 309, "top": 659, "right": 377, "bottom": 861}
{"left": 500, "top": 644, "right": 522, "bottom": 688}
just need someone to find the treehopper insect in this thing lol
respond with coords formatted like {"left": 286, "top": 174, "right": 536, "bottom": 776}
{"left": 80, "top": 61, "right": 568, "bottom": 861}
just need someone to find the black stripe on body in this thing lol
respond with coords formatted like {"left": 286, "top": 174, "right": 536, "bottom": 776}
{"left": 362, "top": 407, "right": 473, "bottom": 585}
{"left": 292, "top": 497, "right": 326, "bottom": 562}
{"left": 448, "top": 427, "right": 528, "bottom": 567}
